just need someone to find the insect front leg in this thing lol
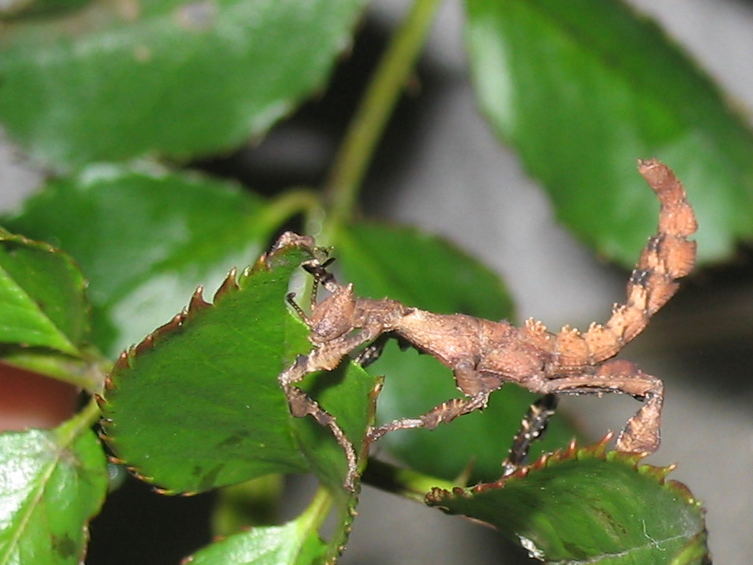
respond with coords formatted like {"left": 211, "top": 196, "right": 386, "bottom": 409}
{"left": 279, "top": 329, "right": 384, "bottom": 491}
{"left": 501, "top": 393, "right": 558, "bottom": 475}
{"left": 367, "top": 390, "right": 491, "bottom": 442}
{"left": 279, "top": 354, "right": 359, "bottom": 491}
{"left": 540, "top": 359, "right": 664, "bottom": 454}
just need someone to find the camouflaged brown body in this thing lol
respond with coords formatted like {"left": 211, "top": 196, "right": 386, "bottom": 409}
{"left": 389, "top": 160, "right": 696, "bottom": 383}
{"left": 522, "top": 160, "right": 697, "bottom": 374}
{"left": 278, "top": 159, "right": 697, "bottom": 491}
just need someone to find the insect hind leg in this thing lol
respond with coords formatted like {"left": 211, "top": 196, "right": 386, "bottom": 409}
{"left": 501, "top": 393, "right": 558, "bottom": 475}
{"left": 540, "top": 359, "right": 663, "bottom": 455}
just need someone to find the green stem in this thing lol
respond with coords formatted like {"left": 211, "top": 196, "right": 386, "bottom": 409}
{"left": 362, "top": 458, "right": 456, "bottom": 503}
{"left": 257, "top": 188, "right": 322, "bottom": 234}
{"left": 76, "top": 397, "right": 102, "bottom": 429}
{"left": 324, "top": 0, "right": 442, "bottom": 232}
{"left": 298, "top": 486, "right": 334, "bottom": 531}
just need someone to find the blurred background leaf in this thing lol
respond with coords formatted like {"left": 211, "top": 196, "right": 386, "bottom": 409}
{"left": 3, "top": 165, "right": 283, "bottom": 356}
{"left": 0, "top": 0, "right": 366, "bottom": 169}
{"left": 465, "top": 0, "right": 753, "bottom": 265}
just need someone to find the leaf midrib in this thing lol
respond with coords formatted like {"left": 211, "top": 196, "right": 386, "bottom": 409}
{"left": 0, "top": 412, "right": 91, "bottom": 565}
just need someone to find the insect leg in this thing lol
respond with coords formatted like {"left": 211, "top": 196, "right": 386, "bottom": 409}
{"left": 367, "top": 391, "right": 491, "bottom": 443}
{"left": 353, "top": 333, "right": 391, "bottom": 368}
{"left": 501, "top": 393, "right": 558, "bottom": 475}
{"left": 279, "top": 329, "right": 382, "bottom": 491}
{"left": 279, "top": 354, "right": 360, "bottom": 491}
{"left": 541, "top": 359, "right": 663, "bottom": 454}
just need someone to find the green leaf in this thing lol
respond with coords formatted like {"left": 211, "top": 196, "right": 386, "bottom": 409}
{"left": 0, "top": 228, "right": 87, "bottom": 356}
{"left": 0, "top": 403, "right": 108, "bottom": 565}
{"left": 186, "top": 494, "right": 329, "bottom": 565}
{"left": 0, "top": 0, "right": 366, "bottom": 169}
{"left": 212, "top": 476, "right": 284, "bottom": 536}
{"left": 186, "top": 522, "right": 326, "bottom": 565}
{"left": 101, "top": 234, "right": 378, "bottom": 496}
{"left": 426, "top": 441, "right": 709, "bottom": 564}
{"left": 291, "top": 354, "right": 378, "bottom": 494}
{"left": 465, "top": 0, "right": 753, "bottom": 264}
{"left": 0, "top": 0, "right": 90, "bottom": 19}
{"left": 333, "top": 222, "right": 575, "bottom": 482}
{"left": 100, "top": 237, "right": 315, "bottom": 493}
{"left": 3, "top": 165, "right": 280, "bottom": 356}
{"left": 0, "top": 348, "right": 102, "bottom": 391}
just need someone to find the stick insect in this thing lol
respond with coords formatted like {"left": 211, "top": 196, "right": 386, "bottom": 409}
{"left": 279, "top": 159, "right": 696, "bottom": 490}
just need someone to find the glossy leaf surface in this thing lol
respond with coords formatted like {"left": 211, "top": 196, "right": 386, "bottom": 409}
{"left": 0, "top": 406, "right": 108, "bottom": 565}
{"left": 426, "top": 441, "right": 709, "bottom": 563}
{"left": 0, "top": 228, "right": 87, "bottom": 356}
{"left": 186, "top": 513, "right": 326, "bottom": 565}
{"left": 3, "top": 165, "right": 275, "bottom": 356}
{"left": 101, "top": 239, "right": 314, "bottom": 493}
{"left": 0, "top": 0, "right": 365, "bottom": 168}
{"left": 334, "top": 222, "right": 575, "bottom": 482}
{"left": 101, "top": 235, "right": 378, "bottom": 494}
{"left": 465, "top": 0, "right": 753, "bottom": 265}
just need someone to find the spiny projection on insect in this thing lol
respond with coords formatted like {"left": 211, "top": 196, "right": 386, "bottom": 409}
{"left": 279, "top": 159, "right": 697, "bottom": 490}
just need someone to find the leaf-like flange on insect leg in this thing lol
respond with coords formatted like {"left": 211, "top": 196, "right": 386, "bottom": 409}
{"left": 99, "top": 233, "right": 322, "bottom": 494}
{"left": 425, "top": 436, "right": 709, "bottom": 563}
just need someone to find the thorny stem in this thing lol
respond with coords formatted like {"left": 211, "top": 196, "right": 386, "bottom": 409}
{"left": 362, "top": 458, "right": 456, "bottom": 503}
{"left": 323, "top": 0, "right": 442, "bottom": 234}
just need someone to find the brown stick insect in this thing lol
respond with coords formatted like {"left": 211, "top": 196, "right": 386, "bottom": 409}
{"left": 278, "top": 159, "right": 696, "bottom": 490}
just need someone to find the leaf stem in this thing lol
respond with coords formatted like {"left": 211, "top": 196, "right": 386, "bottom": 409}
{"left": 257, "top": 188, "right": 322, "bottom": 234}
{"left": 72, "top": 396, "right": 102, "bottom": 432}
{"left": 298, "top": 485, "right": 334, "bottom": 531}
{"left": 323, "top": 0, "right": 442, "bottom": 231}
{"left": 362, "top": 458, "right": 456, "bottom": 503}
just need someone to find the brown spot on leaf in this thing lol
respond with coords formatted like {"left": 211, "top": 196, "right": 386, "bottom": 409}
{"left": 52, "top": 533, "right": 77, "bottom": 559}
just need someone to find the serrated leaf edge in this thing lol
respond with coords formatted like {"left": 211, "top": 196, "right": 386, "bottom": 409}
{"left": 426, "top": 434, "right": 704, "bottom": 513}
{"left": 96, "top": 233, "right": 317, "bottom": 492}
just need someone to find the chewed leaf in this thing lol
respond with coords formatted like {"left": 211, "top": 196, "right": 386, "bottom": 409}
{"left": 426, "top": 438, "right": 709, "bottom": 563}
{"left": 0, "top": 0, "right": 366, "bottom": 169}
{"left": 0, "top": 405, "right": 108, "bottom": 565}
{"left": 465, "top": 0, "right": 753, "bottom": 265}
{"left": 0, "top": 227, "right": 87, "bottom": 356}
{"left": 100, "top": 234, "right": 318, "bottom": 493}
